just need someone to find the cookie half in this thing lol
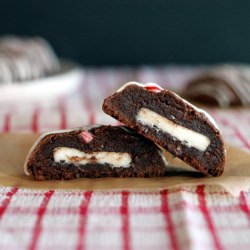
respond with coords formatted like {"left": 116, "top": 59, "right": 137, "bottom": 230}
{"left": 24, "top": 125, "right": 167, "bottom": 180}
{"left": 103, "top": 82, "right": 226, "bottom": 176}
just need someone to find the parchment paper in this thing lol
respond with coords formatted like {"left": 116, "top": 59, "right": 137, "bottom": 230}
{"left": 1, "top": 133, "right": 250, "bottom": 196}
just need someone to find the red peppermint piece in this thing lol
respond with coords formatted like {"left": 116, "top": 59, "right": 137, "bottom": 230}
{"left": 80, "top": 131, "right": 93, "bottom": 143}
{"left": 144, "top": 85, "right": 162, "bottom": 92}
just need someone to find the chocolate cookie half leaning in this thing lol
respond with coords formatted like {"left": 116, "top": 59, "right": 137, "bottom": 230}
{"left": 103, "top": 82, "right": 226, "bottom": 176}
{"left": 24, "top": 125, "right": 168, "bottom": 180}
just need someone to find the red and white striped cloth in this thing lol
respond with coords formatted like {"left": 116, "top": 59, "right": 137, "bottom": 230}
{"left": 1, "top": 66, "right": 250, "bottom": 250}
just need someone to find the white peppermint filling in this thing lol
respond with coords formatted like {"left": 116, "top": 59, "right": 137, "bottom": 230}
{"left": 53, "top": 147, "right": 132, "bottom": 168}
{"left": 136, "top": 108, "right": 211, "bottom": 151}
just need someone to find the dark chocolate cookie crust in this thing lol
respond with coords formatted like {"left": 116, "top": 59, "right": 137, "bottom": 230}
{"left": 27, "top": 126, "right": 166, "bottom": 180}
{"left": 103, "top": 85, "right": 226, "bottom": 176}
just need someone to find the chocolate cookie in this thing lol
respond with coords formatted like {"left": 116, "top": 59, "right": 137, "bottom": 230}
{"left": 0, "top": 36, "right": 60, "bottom": 83}
{"left": 184, "top": 64, "right": 250, "bottom": 107}
{"left": 103, "top": 82, "right": 226, "bottom": 176}
{"left": 24, "top": 125, "right": 168, "bottom": 180}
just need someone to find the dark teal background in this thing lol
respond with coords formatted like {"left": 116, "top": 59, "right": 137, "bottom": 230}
{"left": 1, "top": 1, "right": 249, "bottom": 65}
